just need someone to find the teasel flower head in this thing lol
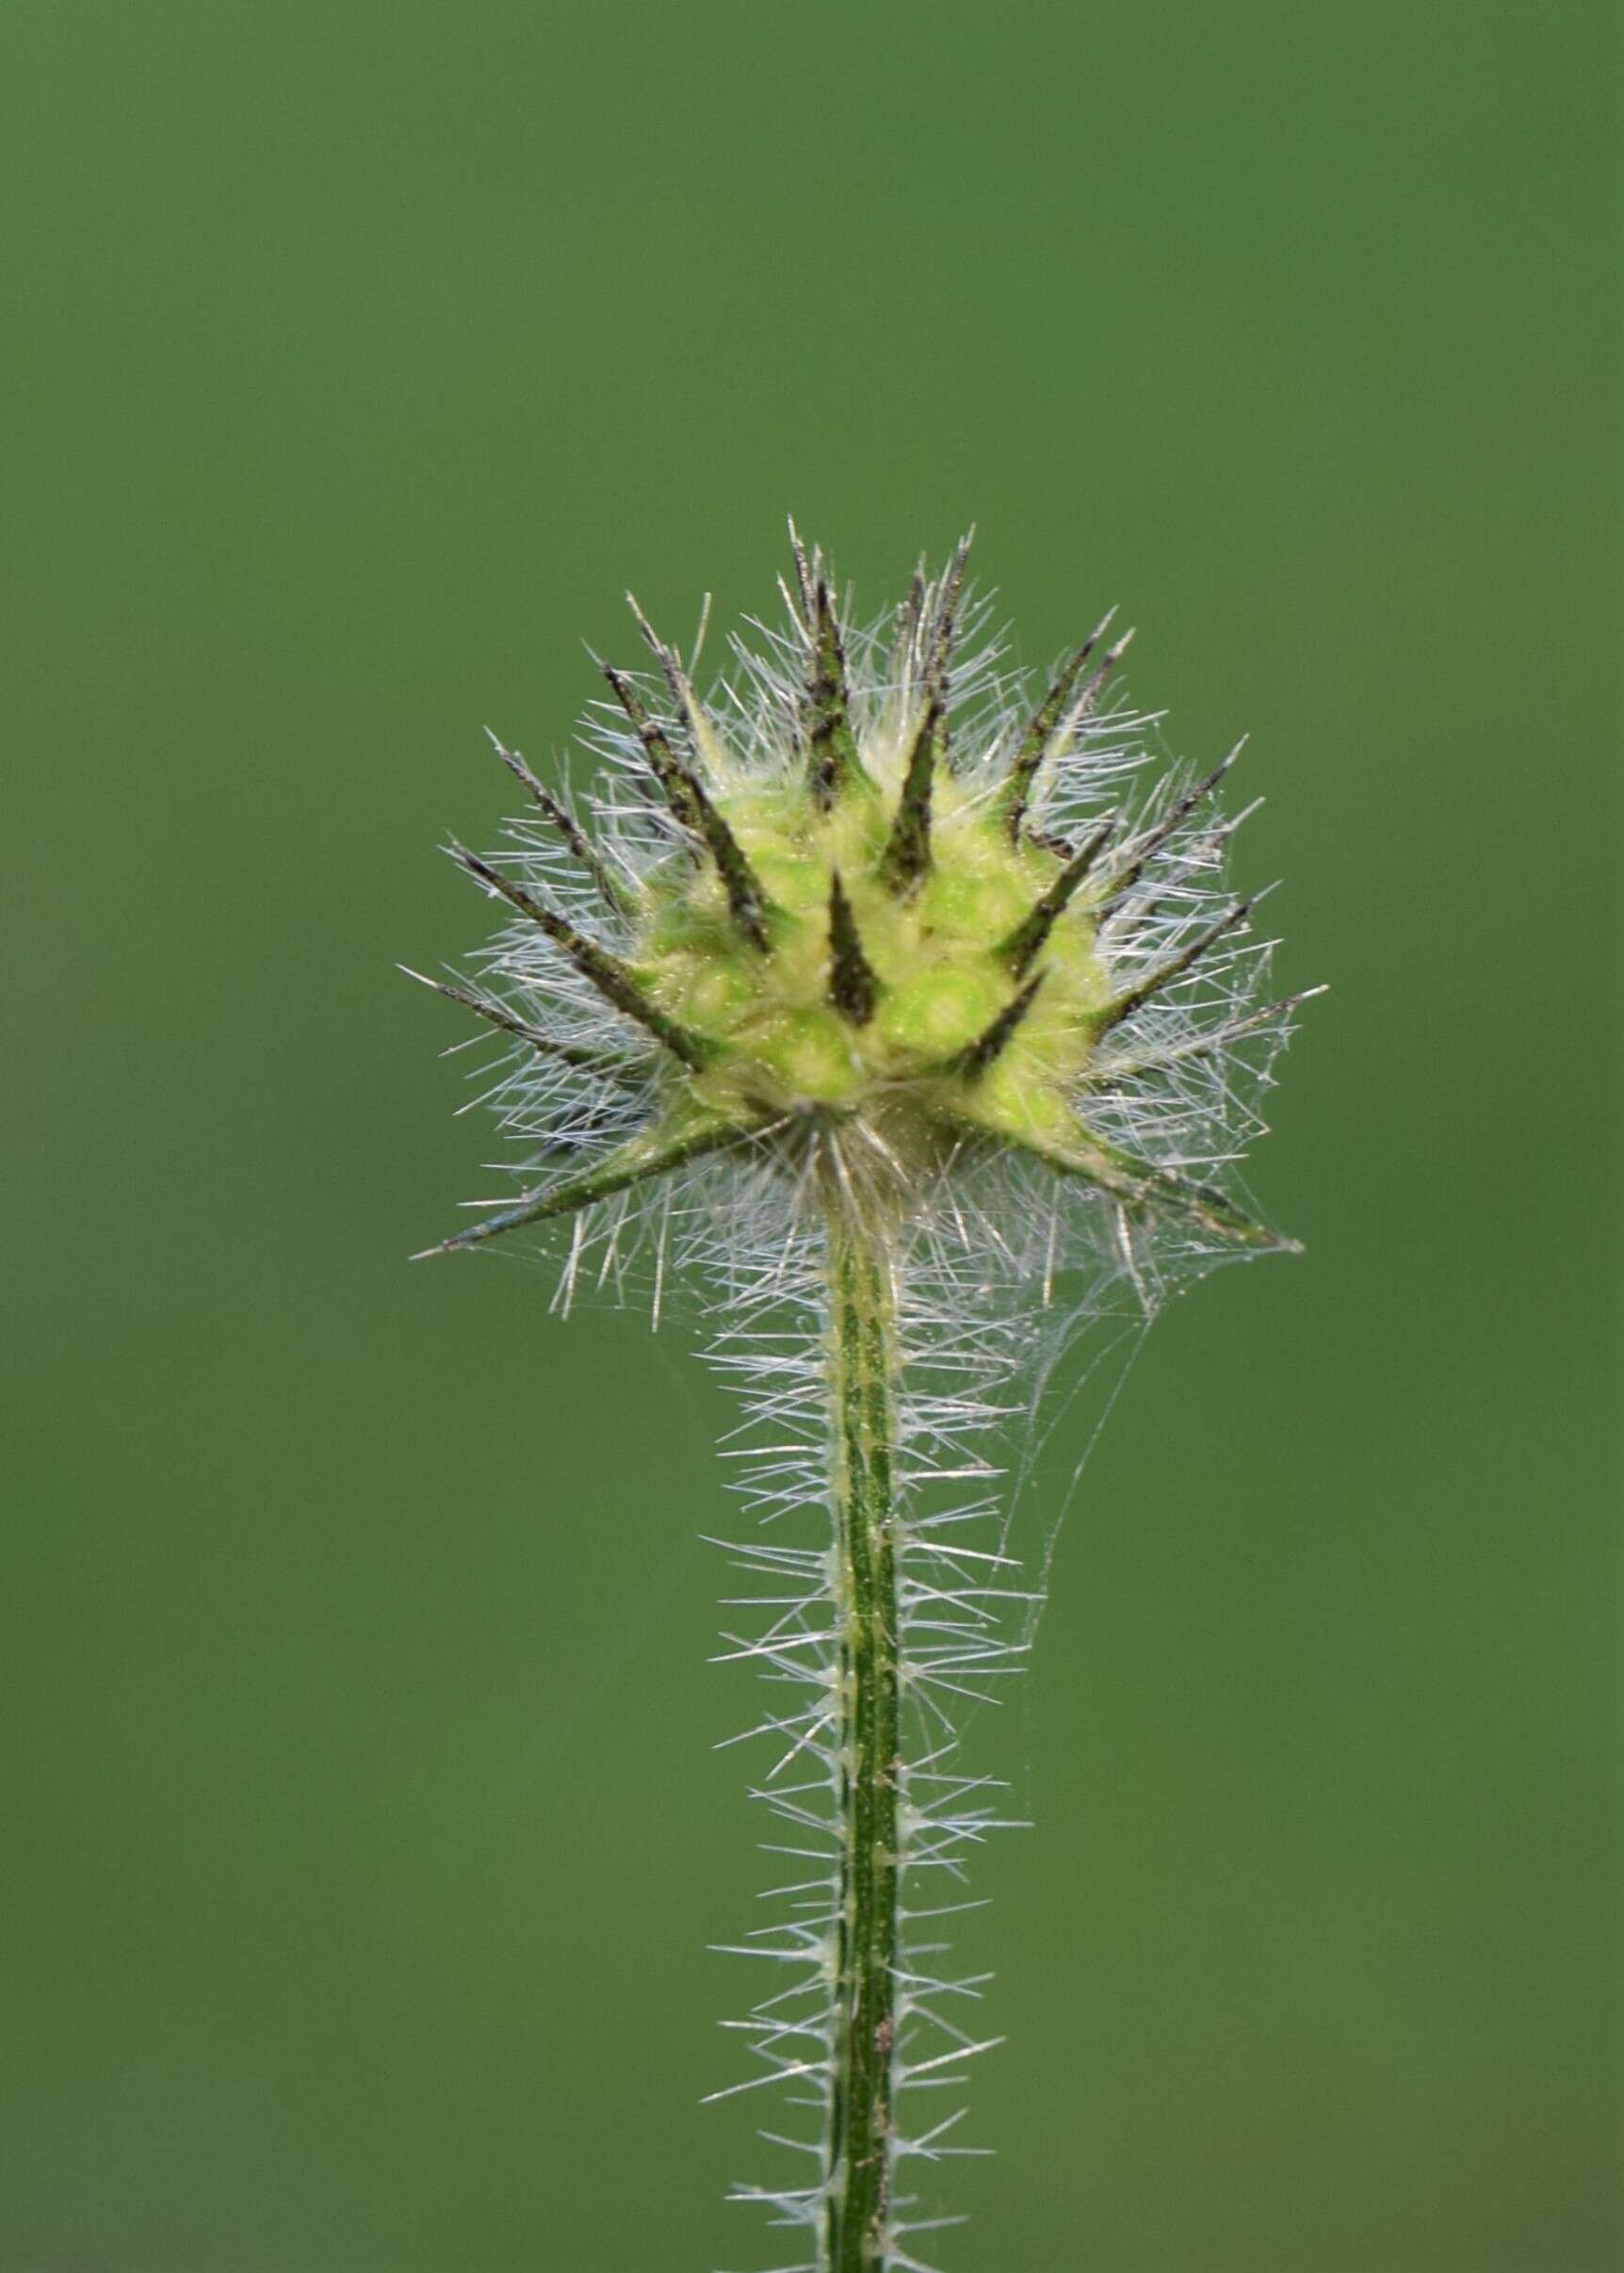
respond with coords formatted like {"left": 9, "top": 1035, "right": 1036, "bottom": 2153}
{"left": 413, "top": 528, "right": 1309, "bottom": 1284}
{"left": 410, "top": 530, "right": 1315, "bottom": 2272}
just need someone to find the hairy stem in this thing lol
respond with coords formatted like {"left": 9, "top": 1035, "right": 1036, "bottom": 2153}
{"left": 822, "top": 1202, "right": 902, "bottom": 2270}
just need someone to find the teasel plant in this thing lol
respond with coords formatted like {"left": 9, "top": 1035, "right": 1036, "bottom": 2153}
{"left": 408, "top": 529, "right": 1316, "bottom": 2272}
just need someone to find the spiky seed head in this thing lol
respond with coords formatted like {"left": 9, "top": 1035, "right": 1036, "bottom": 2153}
{"left": 415, "top": 534, "right": 1310, "bottom": 1262}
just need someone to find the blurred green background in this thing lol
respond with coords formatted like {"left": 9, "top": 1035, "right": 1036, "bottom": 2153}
{"left": 1, "top": 4, "right": 1616, "bottom": 2268}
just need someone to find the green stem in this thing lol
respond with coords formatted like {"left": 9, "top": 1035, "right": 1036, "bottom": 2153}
{"left": 822, "top": 1203, "right": 902, "bottom": 2270}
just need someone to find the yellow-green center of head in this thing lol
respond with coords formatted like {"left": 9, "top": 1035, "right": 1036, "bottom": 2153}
{"left": 634, "top": 772, "right": 1112, "bottom": 1158}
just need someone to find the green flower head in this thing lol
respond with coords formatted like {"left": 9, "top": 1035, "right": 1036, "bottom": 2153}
{"left": 413, "top": 528, "right": 1312, "bottom": 1283}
